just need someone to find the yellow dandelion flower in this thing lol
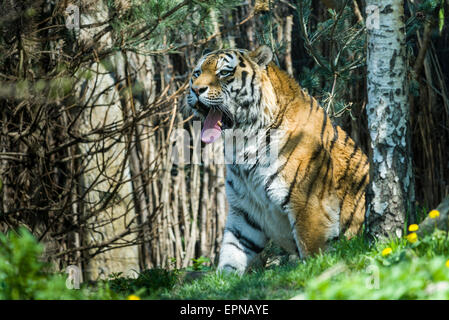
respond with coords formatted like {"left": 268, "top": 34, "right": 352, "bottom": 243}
{"left": 429, "top": 210, "right": 440, "bottom": 219}
{"left": 381, "top": 247, "right": 392, "bottom": 256}
{"left": 406, "top": 232, "right": 418, "bottom": 243}
{"left": 446, "top": 260, "right": 449, "bottom": 268}
{"left": 127, "top": 294, "right": 141, "bottom": 300}
{"left": 408, "top": 224, "right": 419, "bottom": 232}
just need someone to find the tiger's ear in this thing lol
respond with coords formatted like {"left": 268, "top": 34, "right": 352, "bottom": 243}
{"left": 202, "top": 48, "right": 212, "bottom": 56}
{"left": 249, "top": 45, "right": 273, "bottom": 67}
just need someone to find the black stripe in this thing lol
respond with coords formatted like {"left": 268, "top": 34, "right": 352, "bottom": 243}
{"left": 247, "top": 156, "right": 260, "bottom": 173}
{"left": 320, "top": 111, "right": 328, "bottom": 143}
{"left": 223, "top": 241, "right": 247, "bottom": 254}
{"left": 339, "top": 156, "right": 364, "bottom": 205}
{"left": 230, "top": 85, "right": 239, "bottom": 94}
{"left": 222, "top": 263, "right": 238, "bottom": 271}
{"left": 293, "top": 145, "right": 324, "bottom": 207}
{"left": 226, "top": 179, "right": 237, "bottom": 194}
{"left": 329, "top": 126, "right": 339, "bottom": 153}
{"left": 234, "top": 206, "right": 262, "bottom": 232}
{"left": 280, "top": 145, "right": 323, "bottom": 211}
{"left": 281, "top": 164, "right": 301, "bottom": 209}
{"left": 239, "top": 164, "right": 249, "bottom": 179}
{"left": 265, "top": 147, "right": 295, "bottom": 192}
{"left": 317, "top": 156, "right": 332, "bottom": 199}
{"left": 250, "top": 72, "right": 255, "bottom": 97}
{"left": 250, "top": 131, "right": 270, "bottom": 171}
{"left": 342, "top": 183, "right": 366, "bottom": 232}
{"left": 226, "top": 227, "right": 264, "bottom": 254}
{"left": 270, "top": 108, "right": 284, "bottom": 129}
{"left": 296, "top": 245, "right": 302, "bottom": 258}
{"left": 344, "top": 132, "right": 350, "bottom": 145}
{"left": 237, "top": 52, "right": 246, "bottom": 67}
{"left": 338, "top": 143, "right": 359, "bottom": 186}
{"left": 304, "top": 149, "right": 328, "bottom": 202}
{"left": 248, "top": 162, "right": 259, "bottom": 173}
{"left": 311, "top": 145, "right": 324, "bottom": 160}
{"left": 228, "top": 164, "right": 240, "bottom": 177}
{"left": 322, "top": 154, "right": 332, "bottom": 180}
{"left": 241, "top": 70, "right": 248, "bottom": 89}
{"left": 287, "top": 219, "right": 303, "bottom": 258}
{"left": 224, "top": 52, "right": 234, "bottom": 60}
{"left": 345, "top": 148, "right": 366, "bottom": 191}
{"left": 352, "top": 156, "right": 367, "bottom": 182}
{"left": 354, "top": 172, "right": 368, "bottom": 195}
{"left": 270, "top": 95, "right": 294, "bottom": 130}
{"left": 339, "top": 156, "right": 367, "bottom": 228}
{"left": 279, "top": 131, "right": 301, "bottom": 155}
{"left": 266, "top": 130, "right": 271, "bottom": 147}
{"left": 307, "top": 98, "right": 314, "bottom": 119}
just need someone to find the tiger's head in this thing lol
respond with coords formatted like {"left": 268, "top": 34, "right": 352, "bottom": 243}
{"left": 186, "top": 46, "right": 276, "bottom": 144}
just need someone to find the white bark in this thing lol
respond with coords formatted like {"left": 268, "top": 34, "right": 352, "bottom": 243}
{"left": 365, "top": 0, "right": 414, "bottom": 238}
{"left": 284, "top": 15, "right": 293, "bottom": 77}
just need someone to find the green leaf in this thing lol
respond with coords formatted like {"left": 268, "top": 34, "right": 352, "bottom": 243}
{"left": 439, "top": 5, "right": 444, "bottom": 34}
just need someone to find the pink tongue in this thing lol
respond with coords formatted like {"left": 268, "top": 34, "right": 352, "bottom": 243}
{"left": 201, "top": 109, "right": 222, "bottom": 144}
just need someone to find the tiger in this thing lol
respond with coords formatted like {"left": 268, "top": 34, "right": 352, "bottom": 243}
{"left": 185, "top": 45, "right": 369, "bottom": 274}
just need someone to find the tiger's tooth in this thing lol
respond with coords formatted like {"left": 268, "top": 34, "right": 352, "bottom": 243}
{"left": 217, "top": 121, "right": 223, "bottom": 127}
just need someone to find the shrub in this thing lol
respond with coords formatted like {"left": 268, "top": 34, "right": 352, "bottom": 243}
{"left": 0, "top": 228, "right": 117, "bottom": 300}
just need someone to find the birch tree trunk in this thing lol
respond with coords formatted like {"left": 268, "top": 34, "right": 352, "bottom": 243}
{"left": 365, "top": 0, "right": 415, "bottom": 238}
{"left": 284, "top": 15, "right": 293, "bottom": 77}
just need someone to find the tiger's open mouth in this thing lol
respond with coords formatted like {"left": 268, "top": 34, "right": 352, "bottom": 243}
{"left": 195, "top": 101, "right": 233, "bottom": 144}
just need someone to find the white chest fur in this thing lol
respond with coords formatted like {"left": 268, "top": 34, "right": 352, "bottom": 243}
{"left": 225, "top": 160, "right": 298, "bottom": 255}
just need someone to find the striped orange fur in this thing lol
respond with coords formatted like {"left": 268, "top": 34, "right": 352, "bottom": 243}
{"left": 186, "top": 46, "right": 369, "bottom": 273}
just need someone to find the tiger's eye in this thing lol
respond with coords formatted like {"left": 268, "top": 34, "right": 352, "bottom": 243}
{"left": 219, "top": 70, "right": 230, "bottom": 77}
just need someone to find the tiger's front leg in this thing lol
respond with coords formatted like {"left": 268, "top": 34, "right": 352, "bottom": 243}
{"left": 217, "top": 207, "right": 268, "bottom": 275}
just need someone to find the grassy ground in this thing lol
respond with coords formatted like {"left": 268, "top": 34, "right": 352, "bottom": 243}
{"left": 163, "top": 233, "right": 449, "bottom": 299}
{"left": 108, "top": 225, "right": 449, "bottom": 300}
{"left": 1, "top": 223, "right": 449, "bottom": 300}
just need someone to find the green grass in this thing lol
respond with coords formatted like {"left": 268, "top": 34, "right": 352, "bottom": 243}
{"left": 0, "top": 228, "right": 119, "bottom": 300}
{"left": 1, "top": 226, "right": 449, "bottom": 300}
{"left": 148, "top": 231, "right": 449, "bottom": 300}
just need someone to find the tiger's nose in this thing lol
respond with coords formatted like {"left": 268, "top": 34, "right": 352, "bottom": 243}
{"left": 192, "top": 85, "right": 208, "bottom": 96}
